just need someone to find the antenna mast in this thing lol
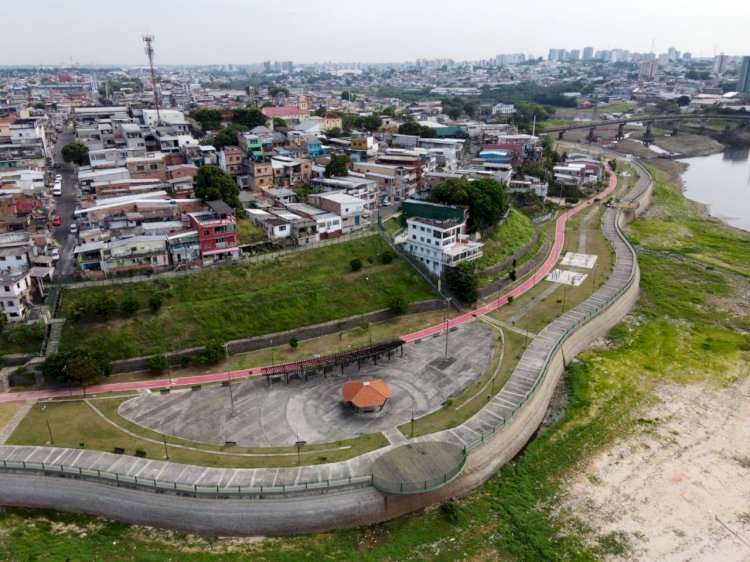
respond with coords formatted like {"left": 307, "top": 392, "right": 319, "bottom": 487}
{"left": 142, "top": 35, "right": 161, "bottom": 125}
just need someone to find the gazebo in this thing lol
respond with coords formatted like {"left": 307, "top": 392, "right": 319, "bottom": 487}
{"left": 342, "top": 379, "right": 392, "bottom": 413}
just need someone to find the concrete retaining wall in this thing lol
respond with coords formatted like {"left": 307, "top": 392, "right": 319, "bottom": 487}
{"left": 109, "top": 299, "right": 446, "bottom": 374}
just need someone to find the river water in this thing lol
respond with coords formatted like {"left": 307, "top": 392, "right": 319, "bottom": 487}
{"left": 680, "top": 148, "right": 750, "bottom": 232}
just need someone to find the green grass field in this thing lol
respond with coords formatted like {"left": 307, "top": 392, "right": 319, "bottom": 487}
{"left": 58, "top": 236, "right": 435, "bottom": 360}
{"left": 478, "top": 207, "right": 536, "bottom": 270}
{"left": 0, "top": 321, "right": 44, "bottom": 356}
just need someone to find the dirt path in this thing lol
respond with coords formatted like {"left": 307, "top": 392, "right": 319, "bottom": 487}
{"left": 563, "top": 377, "right": 750, "bottom": 561}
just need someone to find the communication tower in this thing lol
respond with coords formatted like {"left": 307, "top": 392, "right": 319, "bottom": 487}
{"left": 142, "top": 35, "right": 162, "bottom": 125}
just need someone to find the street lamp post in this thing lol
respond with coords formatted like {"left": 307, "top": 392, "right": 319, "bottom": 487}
{"left": 161, "top": 420, "right": 169, "bottom": 460}
{"left": 225, "top": 343, "right": 235, "bottom": 417}
{"left": 295, "top": 440, "right": 306, "bottom": 465}
{"left": 444, "top": 298, "right": 451, "bottom": 360}
{"left": 41, "top": 405, "right": 54, "bottom": 445}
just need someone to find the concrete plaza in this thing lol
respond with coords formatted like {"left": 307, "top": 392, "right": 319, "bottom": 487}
{"left": 119, "top": 323, "right": 495, "bottom": 447}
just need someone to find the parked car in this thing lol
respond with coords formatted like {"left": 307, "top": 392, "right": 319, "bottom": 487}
{"left": 52, "top": 182, "right": 62, "bottom": 196}
{"left": 69, "top": 223, "right": 78, "bottom": 234}
{"left": 50, "top": 248, "right": 60, "bottom": 261}
{"left": 55, "top": 174, "right": 62, "bottom": 182}
{"left": 52, "top": 215, "right": 61, "bottom": 226}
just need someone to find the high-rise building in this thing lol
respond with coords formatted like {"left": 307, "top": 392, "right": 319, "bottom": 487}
{"left": 568, "top": 49, "right": 580, "bottom": 62}
{"left": 582, "top": 46, "right": 594, "bottom": 61}
{"left": 639, "top": 61, "right": 657, "bottom": 80}
{"left": 738, "top": 56, "right": 750, "bottom": 93}
{"left": 713, "top": 54, "right": 729, "bottom": 75}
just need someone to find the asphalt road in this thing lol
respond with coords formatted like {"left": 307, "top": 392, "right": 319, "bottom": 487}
{"left": 51, "top": 129, "right": 78, "bottom": 278}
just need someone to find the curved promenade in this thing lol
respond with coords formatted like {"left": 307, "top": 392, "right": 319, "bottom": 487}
{"left": 0, "top": 150, "right": 654, "bottom": 535}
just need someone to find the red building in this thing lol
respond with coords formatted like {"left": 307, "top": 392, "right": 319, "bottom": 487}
{"left": 187, "top": 200, "right": 240, "bottom": 263}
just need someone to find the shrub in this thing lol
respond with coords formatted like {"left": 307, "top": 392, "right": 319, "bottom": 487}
{"left": 289, "top": 336, "right": 299, "bottom": 349}
{"left": 350, "top": 258, "right": 363, "bottom": 272}
{"left": 440, "top": 499, "right": 460, "bottom": 523}
{"left": 389, "top": 295, "right": 408, "bottom": 314}
{"left": 93, "top": 295, "right": 117, "bottom": 317}
{"left": 148, "top": 294, "right": 163, "bottom": 313}
{"left": 509, "top": 269, "right": 517, "bottom": 282}
{"left": 121, "top": 297, "right": 139, "bottom": 316}
{"left": 380, "top": 251, "right": 394, "bottom": 264}
{"left": 148, "top": 354, "right": 169, "bottom": 375}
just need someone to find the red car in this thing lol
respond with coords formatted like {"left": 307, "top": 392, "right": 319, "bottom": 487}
{"left": 52, "top": 215, "right": 62, "bottom": 226}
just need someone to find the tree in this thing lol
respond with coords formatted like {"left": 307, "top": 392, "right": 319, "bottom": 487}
{"left": 341, "top": 90, "right": 352, "bottom": 101}
{"left": 325, "top": 127, "right": 342, "bottom": 138}
{"left": 194, "top": 164, "right": 242, "bottom": 210}
{"left": 41, "top": 350, "right": 110, "bottom": 387}
{"left": 192, "top": 108, "right": 222, "bottom": 131}
{"left": 398, "top": 121, "right": 422, "bottom": 136}
{"left": 232, "top": 108, "right": 267, "bottom": 129}
{"left": 205, "top": 124, "right": 246, "bottom": 150}
{"left": 289, "top": 336, "right": 299, "bottom": 349}
{"left": 445, "top": 262, "right": 479, "bottom": 304}
{"left": 389, "top": 295, "right": 408, "bottom": 314}
{"left": 676, "top": 95, "right": 691, "bottom": 107}
{"left": 325, "top": 154, "right": 350, "bottom": 177}
{"left": 312, "top": 106, "right": 327, "bottom": 117}
{"left": 61, "top": 141, "right": 89, "bottom": 165}
{"left": 273, "top": 117, "right": 288, "bottom": 128}
{"left": 429, "top": 177, "right": 509, "bottom": 234}
{"left": 268, "top": 86, "right": 289, "bottom": 97}
{"left": 360, "top": 114, "right": 382, "bottom": 132}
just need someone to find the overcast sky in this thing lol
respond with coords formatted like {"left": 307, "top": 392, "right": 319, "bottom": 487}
{"left": 8, "top": 0, "right": 750, "bottom": 65}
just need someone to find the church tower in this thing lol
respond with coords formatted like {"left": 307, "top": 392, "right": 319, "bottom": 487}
{"left": 297, "top": 94, "right": 308, "bottom": 112}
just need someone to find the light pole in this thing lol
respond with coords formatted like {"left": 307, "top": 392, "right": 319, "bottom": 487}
{"left": 225, "top": 343, "right": 235, "bottom": 417}
{"left": 295, "top": 440, "right": 306, "bottom": 465}
{"left": 591, "top": 262, "right": 598, "bottom": 293}
{"left": 41, "top": 405, "right": 54, "bottom": 445}
{"left": 444, "top": 298, "right": 451, "bottom": 360}
{"left": 160, "top": 420, "right": 169, "bottom": 460}
{"left": 561, "top": 285, "right": 567, "bottom": 314}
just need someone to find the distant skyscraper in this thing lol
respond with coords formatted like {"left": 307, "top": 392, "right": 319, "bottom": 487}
{"left": 713, "top": 54, "right": 729, "bottom": 75}
{"left": 582, "top": 46, "right": 594, "bottom": 61}
{"left": 568, "top": 49, "right": 580, "bottom": 62}
{"left": 639, "top": 61, "right": 657, "bottom": 80}
{"left": 738, "top": 57, "right": 750, "bottom": 93}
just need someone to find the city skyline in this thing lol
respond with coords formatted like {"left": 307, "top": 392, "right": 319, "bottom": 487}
{"left": 5, "top": 0, "right": 749, "bottom": 66}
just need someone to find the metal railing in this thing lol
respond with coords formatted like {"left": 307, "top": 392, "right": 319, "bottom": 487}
{"left": 372, "top": 456, "right": 466, "bottom": 495}
{"left": 0, "top": 459, "right": 373, "bottom": 497}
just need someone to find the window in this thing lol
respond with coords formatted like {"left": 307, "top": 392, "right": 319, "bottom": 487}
{"left": 149, "top": 164, "right": 158, "bottom": 171}
{"left": 412, "top": 234, "right": 416, "bottom": 240}
{"left": 203, "top": 229, "right": 209, "bottom": 236}
{"left": 136, "top": 165, "right": 145, "bottom": 172}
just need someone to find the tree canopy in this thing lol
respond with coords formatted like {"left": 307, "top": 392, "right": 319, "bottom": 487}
{"left": 428, "top": 177, "right": 509, "bottom": 234}
{"left": 232, "top": 108, "right": 267, "bottom": 129}
{"left": 273, "top": 117, "right": 288, "bottom": 128}
{"left": 61, "top": 141, "right": 89, "bottom": 165}
{"left": 201, "top": 124, "right": 246, "bottom": 150}
{"left": 445, "top": 262, "right": 479, "bottom": 304}
{"left": 325, "top": 154, "right": 350, "bottom": 177}
{"left": 192, "top": 108, "right": 222, "bottom": 131}
{"left": 194, "top": 165, "right": 242, "bottom": 210}
{"left": 397, "top": 120, "right": 437, "bottom": 138}
{"left": 41, "top": 349, "right": 111, "bottom": 387}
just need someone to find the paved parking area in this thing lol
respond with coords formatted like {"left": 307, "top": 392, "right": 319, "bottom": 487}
{"left": 119, "top": 323, "right": 495, "bottom": 447}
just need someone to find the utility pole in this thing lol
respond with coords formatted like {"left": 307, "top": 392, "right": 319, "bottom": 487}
{"left": 42, "top": 405, "right": 54, "bottom": 445}
{"left": 444, "top": 298, "right": 451, "bottom": 360}
{"left": 225, "top": 343, "right": 235, "bottom": 416}
{"left": 142, "top": 35, "right": 162, "bottom": 126}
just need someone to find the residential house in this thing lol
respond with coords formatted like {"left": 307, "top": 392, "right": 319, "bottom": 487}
{"left": 403, "top": 200, "right": 483, "bottom": 277}
{"left": 187, "top": 200, "right": 240, "bottom": 263}
{"left": 286, "top": 203, "right": 342, "bottom": 239}
{"left": 271, "top": 155, "right": 312, "bottom": 188}
{"left": 307, "top": 192, "right": 369, "bottom": 233}
{"left": 100, "top": 235, "right": 169, "bottom": 275}
{"left": 0, "top": 269, "right": 32, "bottom": 323}
{"left": 219, "top": 146, "right": 243, "bottom": 177}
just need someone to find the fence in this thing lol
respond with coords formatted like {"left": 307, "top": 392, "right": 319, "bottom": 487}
{"left": 372, "top": 456, "right": 466, "bottom": 495}
{"left": 0, "top": 459, "right": 373, "bottom": 497}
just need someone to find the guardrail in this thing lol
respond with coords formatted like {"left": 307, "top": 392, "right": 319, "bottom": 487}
{"left": 372, "top": 456, "right": 466, "bottom": 495}
{"left": 0, "top": 459, "right": 373, "bottom": 497}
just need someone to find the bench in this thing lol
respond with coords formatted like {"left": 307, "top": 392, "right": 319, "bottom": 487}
{"left": 113, "top": 447, "right": 125, "bottom": 455}
{"left": 224, "top": 441, "right": 237, "bottom": 447}
{"left": 134, "top": 449, "right": 147, "bottom": 458}
{"left": 159, "top": 388, "right": 170, "bottom": 395}
{"left": 191, "top": 385, "right": 201, "bottom": 392}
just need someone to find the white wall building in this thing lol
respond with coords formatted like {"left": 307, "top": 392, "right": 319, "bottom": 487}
{"left": 406, "top": 216, "right": 483, "bottom": 277}
{"left": 0, "top": 270, "right": 32, "bottom": 323}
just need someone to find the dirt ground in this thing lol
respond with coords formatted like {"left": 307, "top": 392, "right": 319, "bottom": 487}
{"left": 562, "top": 377, "right": 750, "bottom": 561}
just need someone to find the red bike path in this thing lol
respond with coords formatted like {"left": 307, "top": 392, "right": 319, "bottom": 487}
{"left": 1, "top": 168, "right": 616, "bottom": 404}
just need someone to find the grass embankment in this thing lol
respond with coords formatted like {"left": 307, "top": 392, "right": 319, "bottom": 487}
{"left": 234, "top": 218, "right": 265, "bottom": 245}
{"left": 8, "top": 397, "right": 387, "bottom": 469}
{"left": 2, "top": 165, "right": 748, "bottom": 560}
{"left": 0, "top": 321, "right": 44, "bottom": 356}
{"left": 58, "top": 236, "right": 435, "bottom": 360}
{"left": 382, "top": 216, "right": 403, "bottom": 238}
{"left": 477, "top": 207, "right": 536, "bottom": 270}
